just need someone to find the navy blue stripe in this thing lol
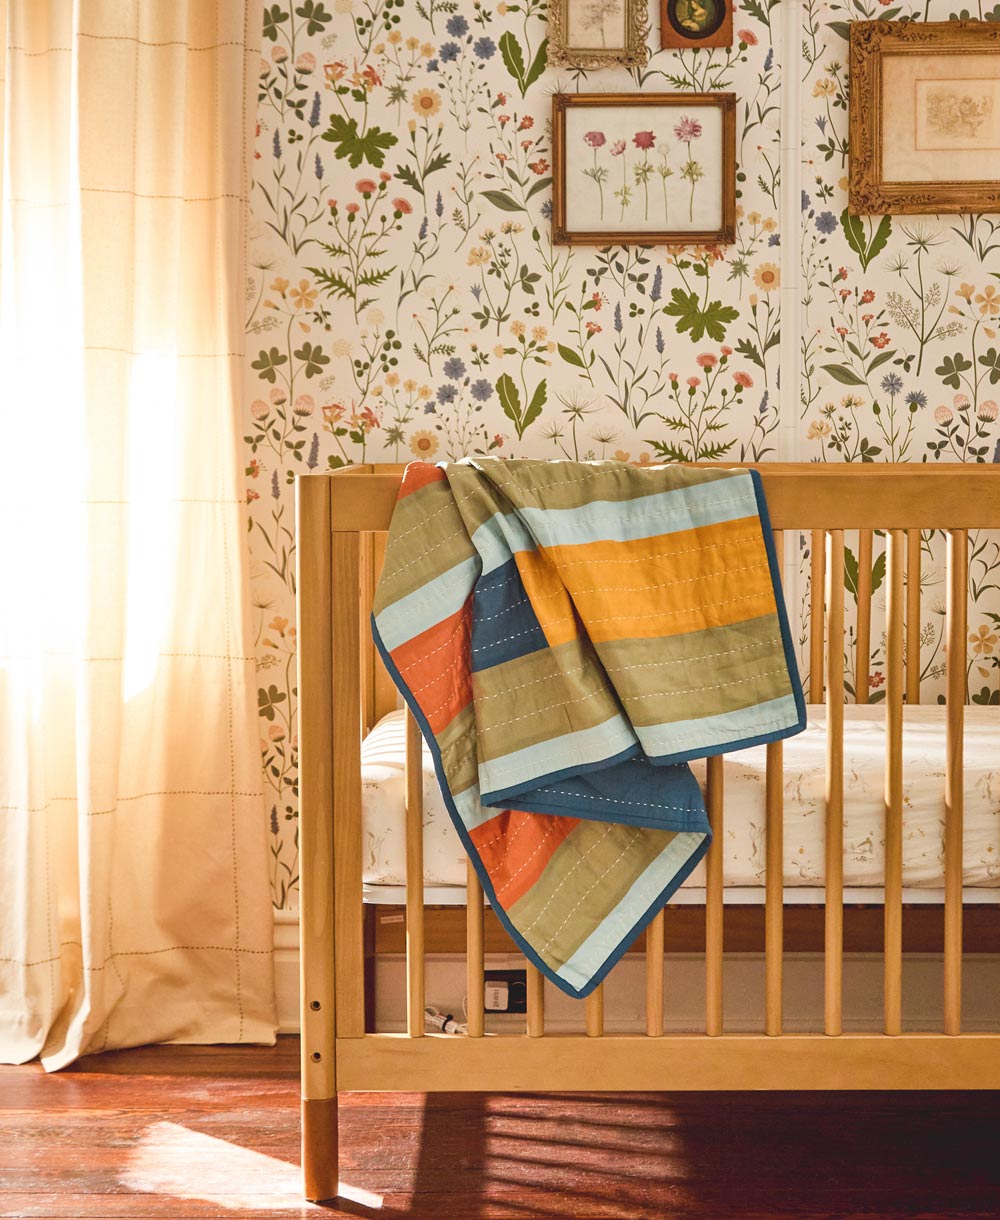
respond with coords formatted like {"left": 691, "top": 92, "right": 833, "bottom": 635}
{"left": 486, "top": 755, "right": 708, "bottom": 832}
{"left": 470, "top": 557, "right": 548, "bottom": 672}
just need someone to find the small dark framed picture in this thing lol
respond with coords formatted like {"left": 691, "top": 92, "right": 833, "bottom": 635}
{"left": 661, "top": 0, "right": 733, "bottom": 50}
{"left": 551, "top": 92, "right": 737, "bottom": 246}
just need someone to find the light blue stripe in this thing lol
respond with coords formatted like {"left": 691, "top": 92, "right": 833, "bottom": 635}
{"left": 555, "top": 831, "right": 706, "bottom": 990}
{"left": 517, "top": 476, "right": 758, "bottom": 549}
{"left": 478, "top": 716, "right": 638, "bottom": 796}
{"left": 373, "top": 554, "right": 479, "bottom": 652}
{"left": 469, "top": 511, "right": 534, "bottom": 576}
{"left": 638, "top": 693, "right": 800, "bottom": 757}
{"left": 459, "top": 476, "right": 757, "bottom": 573}
{"left": 452, "top": 782, "right": 501, "bottom": 833}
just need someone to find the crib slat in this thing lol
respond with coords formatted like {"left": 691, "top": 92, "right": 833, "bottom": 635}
{"left": 945, "top": 529, "right": 968, "bottom": 1036}
{"left": 705, "top": 754, "right": 724, "bottom": 1037}
{"left": 526, "top": 964, "right": 545, "bottom": 1037}
{"left": 360, "top": 534, "right": 377, "bottom": 735}
{"left": 645, "top": 909, "right": 665, "bottom": 1038}
{"left": 466, "top": 861, "right": 485, "bottom": 1038}
{"left": 404, "top": 708, "right": 425, "bottom": 1038}
{"left": 765, "top": 527, "right": 784, "bottom": 1037}
{"left": 906, "top": 529, "right": 922, "bottom": 705}
{"left": 810, "top": 529, "right": 826, "bottom": 703}
{"left": 855, "top": 530, "right": 873, "bottom": 704}
{"left": 586, "top": 986, "right": 605, "bottom": 1037}
{"left": 370, "top": 532, "right": 399, "bottom": 723}
{"left": 824, "top": 530, "right": 845, "bottom": 1038}
{"left": 331, "top": 532, "right": 366, "bottom": 1039}
{"left": 884, "top": 529, "right": 905, "bottom": 1037}
{"left": 765, "top": 740, "right": 783, "bottom": 1037}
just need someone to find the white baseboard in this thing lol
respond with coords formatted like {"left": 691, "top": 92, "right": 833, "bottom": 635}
{"left": 273, "top": 908, "right": 1000, "bottom": 1036}
{"left": 273, "top": 907, "right": 301, "bottom": 1034}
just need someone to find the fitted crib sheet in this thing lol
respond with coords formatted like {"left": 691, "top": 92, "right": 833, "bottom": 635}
{"left": 360, "top": 705, "right": 1000, "bottom": 892}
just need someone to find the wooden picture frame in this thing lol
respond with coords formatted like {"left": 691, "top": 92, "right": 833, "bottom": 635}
{"left": 552, "top": 92, "right": 736, "bottom": 246}
{"left": 661, "top": 0, "right": 733, "bottom": 51}
{"left": 547, "top": 0, "right": 649, "bottom": 68}
{"left": 849, "top": 20, "right": 1000, "bottom": 215}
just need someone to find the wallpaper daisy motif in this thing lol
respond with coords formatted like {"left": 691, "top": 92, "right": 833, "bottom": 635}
{"left": 245, "top": 0, "right": 1000, "bottom": 907}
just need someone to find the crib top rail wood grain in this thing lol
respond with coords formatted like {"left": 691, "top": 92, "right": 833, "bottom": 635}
{"left": 317, "top": 463, "right": 1000, "bottom": 532}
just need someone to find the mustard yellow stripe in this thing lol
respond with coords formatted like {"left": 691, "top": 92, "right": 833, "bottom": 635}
{"left": 542, "top": 516, "right": 774, "bottom": 644}
{"left": 514, "top": 550, "right": 578, "bottom": 648}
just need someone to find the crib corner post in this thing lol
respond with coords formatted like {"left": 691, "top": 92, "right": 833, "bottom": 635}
{"left": 296, "top": 474, "right": 339, "bottom": 1202}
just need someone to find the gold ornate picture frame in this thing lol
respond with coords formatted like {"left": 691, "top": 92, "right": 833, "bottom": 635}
{"left": 849, "top": 20, "right": 1000, "bottom": 215}
{"left": 547, "top": 0, "right": 650, "bottom": 69}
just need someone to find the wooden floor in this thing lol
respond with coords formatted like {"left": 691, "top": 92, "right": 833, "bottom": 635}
{"left": 2, "top": 1038, "right": 1000, "bottom": 1219}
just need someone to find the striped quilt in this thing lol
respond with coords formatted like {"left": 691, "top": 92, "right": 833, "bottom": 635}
{"left": 371, "top": 459, "right": 805, "bottom": 998}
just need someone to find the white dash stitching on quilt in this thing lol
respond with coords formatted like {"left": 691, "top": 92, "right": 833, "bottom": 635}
{"left": 521, "top": 823, "right": 617, "bottom": 936}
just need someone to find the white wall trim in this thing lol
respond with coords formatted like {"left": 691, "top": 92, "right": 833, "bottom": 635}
{"left": 273, "top": 906, "right": 301, "bottom": 1034}
{"left": 778, "top": 0, "right": 803, "bottom": 468}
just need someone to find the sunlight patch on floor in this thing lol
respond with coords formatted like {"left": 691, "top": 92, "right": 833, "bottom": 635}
{"left": 120, "top": 1121, "right": 383, "bottom": 1211}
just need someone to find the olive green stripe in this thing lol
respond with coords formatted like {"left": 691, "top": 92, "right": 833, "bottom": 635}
{"left": 595, "top": 614, "right": 784, "bottom": 678}
{"left": 625, "top": 658, "right": 792, "bottom": 727}
{"left": 595, "top": 614, "right": 792, "bottom": 726}
{"left": 437, "top": 703, "right": 478, "bottom": 796}
{"left": 373, "top": 480, "right": 476, "bottom": 613}
{"left": 507, "top": 820, "right": 676, "bottom": 971}
{"left": 475, "top": 675, "right": 625, "bottom": 763}
{"left": 472, "top": 637, "right": 610, "bottom": 753}
{"left": 459, "top": 458, "right": 741, "bottom": 514}
{"left": 445, "top": 464, "right": 519, "bottom": 535}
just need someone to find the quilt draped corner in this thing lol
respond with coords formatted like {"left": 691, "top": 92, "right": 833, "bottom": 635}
{"left": 371, "top": 458, "right": 805, "bottom": 998}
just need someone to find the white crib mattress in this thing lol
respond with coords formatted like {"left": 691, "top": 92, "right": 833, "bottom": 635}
{"left": 360, "top": 705, "right": 1000, "bottom": 894}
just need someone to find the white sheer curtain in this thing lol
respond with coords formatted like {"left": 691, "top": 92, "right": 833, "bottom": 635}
{"left": 0, "top": 0, "right": 276, "bottom": 1067}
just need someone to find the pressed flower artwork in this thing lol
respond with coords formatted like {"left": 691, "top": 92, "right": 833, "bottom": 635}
{"left": 553, "top": 93, "right": 735, "bottom": 245}
{"left": 548, "top": 0, "right": 649, "bottom": 67}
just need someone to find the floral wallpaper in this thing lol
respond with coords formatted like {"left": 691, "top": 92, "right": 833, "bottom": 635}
{"left": 244, "top": 0, "right": 1000, "bottom": 907}
{"left": 798, "top": 0, "right": 1000, "bottom": 718}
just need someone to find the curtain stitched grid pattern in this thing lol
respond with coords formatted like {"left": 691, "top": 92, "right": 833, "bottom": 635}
{"left": 0, "top": 0, "right": 275, "bottom": 1067}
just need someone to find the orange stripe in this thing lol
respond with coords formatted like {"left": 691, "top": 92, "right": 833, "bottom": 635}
{"left": 543, "top": 516, "right": 773, "bottom": 643}
{"left": 515, "top": 551, "right": 578, "bottom": 648}
{"left": 398, "top": 461, "right": 445, "bottom": 500}
{"left": 470, "top": 810, "right": 580, "bottom": 908}
{"left": 391, "top": 598, "right": 472, "bottom": 734}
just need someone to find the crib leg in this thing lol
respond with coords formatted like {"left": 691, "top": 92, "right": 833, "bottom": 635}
{"left": 302, "top": 1096, "right": 339, "bottom": 1203}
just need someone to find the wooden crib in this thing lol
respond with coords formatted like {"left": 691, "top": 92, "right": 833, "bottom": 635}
{"left": 295, "top": 462, "right": 1000, "bottom": 1203}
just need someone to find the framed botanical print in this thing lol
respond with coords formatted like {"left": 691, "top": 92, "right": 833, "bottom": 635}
{"left": 661, "top": 0, "right": 733, "bottom": 51}
{"left": 850, "top": 21, "right": 1000, "bottom": 215}
{"left": 548, "top": 0, "right": 649, "bottom": 68}
{"left": 551, "top": 92, "right": 736, "bottom": 246}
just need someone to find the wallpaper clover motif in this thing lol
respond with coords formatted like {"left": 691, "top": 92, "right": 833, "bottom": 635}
{"left": 244, "top": 0, "right": 1000, "bottom": 908}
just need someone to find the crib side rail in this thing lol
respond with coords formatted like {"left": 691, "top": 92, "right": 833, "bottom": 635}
{"left": 328, "top": 463, "right": 1000, "bottom": 533}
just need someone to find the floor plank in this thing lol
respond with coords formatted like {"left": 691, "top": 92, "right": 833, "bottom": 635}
{"left": 1, "top": 1038, "right": 999, "bottom": 1218}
